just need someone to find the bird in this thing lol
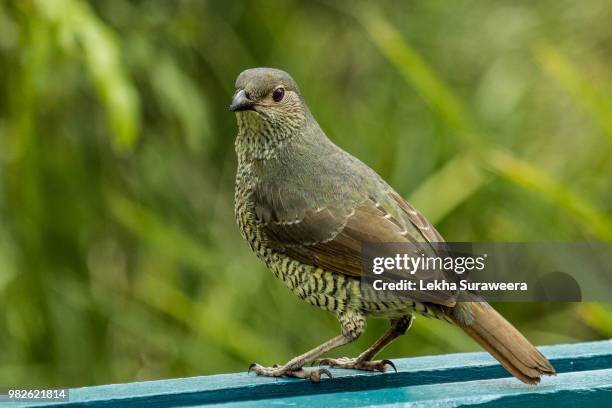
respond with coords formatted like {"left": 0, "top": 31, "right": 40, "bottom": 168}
{"left": 230, "top": 67, "right": 555, "bottom": 383}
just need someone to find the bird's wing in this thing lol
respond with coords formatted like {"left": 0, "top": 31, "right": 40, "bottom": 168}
{"left": 254, "top": 183, "right": 455, "bottom": 306}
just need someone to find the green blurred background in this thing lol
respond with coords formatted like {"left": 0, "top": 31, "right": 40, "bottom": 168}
{"left": 1, "top": 0, "right": 612, "bottom": 388}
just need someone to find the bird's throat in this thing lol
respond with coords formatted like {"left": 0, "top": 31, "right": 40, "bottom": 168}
{"left": 234, "top": 111, "right": 299, "bottom": 163}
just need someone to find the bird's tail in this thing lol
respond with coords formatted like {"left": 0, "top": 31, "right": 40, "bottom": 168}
{"left": 450, "top": 302, "right": 556, "bottom": 384}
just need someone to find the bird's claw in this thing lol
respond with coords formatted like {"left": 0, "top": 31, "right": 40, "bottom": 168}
{"left": 315, "top": 357, "right": 397, "bottom": 372}
{"left": 314, "top": 368, "right": 333, "bottom": 381}
{"left": 247, "top": 363, "right": 332, "bottom": 382}
{"left": 381, "top": 359, "right": 397, "bottom": 373}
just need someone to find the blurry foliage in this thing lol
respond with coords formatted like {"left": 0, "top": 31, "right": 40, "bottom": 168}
{"left": 0, "top": 0, "right": 611, "bottom": 387}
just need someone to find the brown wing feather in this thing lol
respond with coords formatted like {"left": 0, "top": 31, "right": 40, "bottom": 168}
{"left": 260, "top": 194, "right": 455, "bottom": 306}
{"left": 389, "top": 192, "right": 445, "bottom": 243}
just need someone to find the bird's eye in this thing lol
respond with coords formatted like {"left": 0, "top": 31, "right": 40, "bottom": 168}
{"left": 272, "top": 87, "right": 285, "bottom": 102}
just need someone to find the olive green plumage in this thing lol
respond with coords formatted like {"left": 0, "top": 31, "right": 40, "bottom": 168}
{"left": 234, "top": 69, "right": 431, "bottom": 320}
{"left": 232, "top": 67, "right": 555, "bottom": 383}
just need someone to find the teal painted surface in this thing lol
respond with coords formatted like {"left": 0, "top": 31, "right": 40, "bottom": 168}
{"left": 4, "top": 340, "right": 612, "bottom": 407}
{"left": 221, "top": 368, "right": 612, "bottom": 407}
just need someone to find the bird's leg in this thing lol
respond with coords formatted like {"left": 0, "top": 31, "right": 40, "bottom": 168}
{"left": 248, "top": 334, "right": 348, "bottom": 382}
{"left": 248, "top": 311, "right": 366, "bottom": 382}
{"left": 316, "top": 315, "right": 413, "bottom": 372}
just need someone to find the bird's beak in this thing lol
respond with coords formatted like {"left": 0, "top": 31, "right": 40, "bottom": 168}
{"left": 230, "top": 89, "right": 255, "bottom": 112}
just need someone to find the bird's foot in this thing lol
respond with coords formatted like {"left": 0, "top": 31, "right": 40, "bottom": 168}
{"left": 248, "top": 363, "right": 332, "bottom": 383}
{"left": 314, "top": 357, "right": 397, "bottom": 372}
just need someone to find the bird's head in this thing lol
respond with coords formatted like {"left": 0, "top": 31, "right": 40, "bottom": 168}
{"left": 230, "top": 68, "right": 308, "bottom": 138}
